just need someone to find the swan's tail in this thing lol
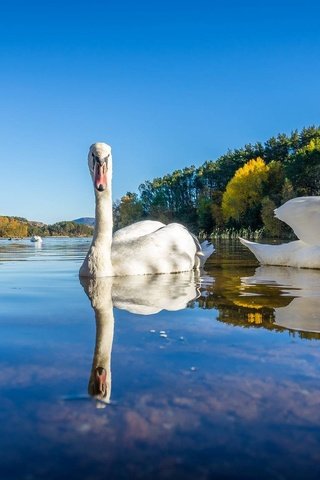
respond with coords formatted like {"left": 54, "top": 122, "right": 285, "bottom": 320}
{"left": 239, "top": 237, "right": 263, "bottom": 261}
{"left": 188, "top": 230, "right": 214, "bottom": 268}
{"left": 239, "top": 237, "right": 278, "bottom": 264}
{"left": 239, "top": 237, "right": 255, "bottom": 248}
{"left": 196, "top": 240, "right": 215, "bottom": 268}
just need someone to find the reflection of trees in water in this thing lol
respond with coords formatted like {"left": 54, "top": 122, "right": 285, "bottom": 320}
{"left": 194, "top": 263, "right": 320, "bottom": 341}
{"left": 196, "top": 292, "right": 320, "bottom": 341}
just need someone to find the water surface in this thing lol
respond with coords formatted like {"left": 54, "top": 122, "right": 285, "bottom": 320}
{"left": 0, "top": 238, "right": 320, "bottom": 479}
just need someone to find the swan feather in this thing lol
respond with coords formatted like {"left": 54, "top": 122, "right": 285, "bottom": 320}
{"left": 275, "top": 196, "right": 320, "bottom": 246}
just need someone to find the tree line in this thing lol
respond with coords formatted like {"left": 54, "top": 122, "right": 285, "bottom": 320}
{"left": 0, "top": 217, "right": 93, "bottom": 238}
{"left": 113, "top": 126, "right": 320, "bottom": 238}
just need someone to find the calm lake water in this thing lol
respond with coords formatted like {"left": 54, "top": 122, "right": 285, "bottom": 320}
{"left": 1, "top": 238, "right": 320, "bottom": 479}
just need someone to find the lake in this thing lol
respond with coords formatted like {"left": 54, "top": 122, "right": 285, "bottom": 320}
{"left": 0, "top": 237, "right": 320, "bottom": 479}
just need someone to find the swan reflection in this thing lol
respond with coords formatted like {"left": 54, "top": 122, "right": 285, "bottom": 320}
{"left": 241, "top": 266, "right": 320, "bottom": 333}
{"left": 80, "top": 271, "right": 199, "bottom": 405}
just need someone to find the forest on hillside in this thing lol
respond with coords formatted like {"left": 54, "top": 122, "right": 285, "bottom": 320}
{"left": 113, "top": 125, "right": 320, "bottom": 238}
{"left": 0, "top": 217, "right": 93, "bottom": 238}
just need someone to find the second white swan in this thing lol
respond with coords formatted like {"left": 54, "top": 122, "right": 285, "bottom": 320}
{"left": 240, "top": 196, "right": 320, "bottom": 269}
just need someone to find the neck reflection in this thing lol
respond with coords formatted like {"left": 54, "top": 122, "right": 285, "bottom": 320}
{"left": 80, "top": 277, "right": 114, "bottom": 406}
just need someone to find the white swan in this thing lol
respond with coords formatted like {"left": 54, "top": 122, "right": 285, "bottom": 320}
{"left": 240, "top": 197, "right": 320, "bottom": 269}
{"left": 30, "top": 235, "right": 42, "bottom": 243}
{"left": 80, "top": 142, "right": 213, "bottom": 278}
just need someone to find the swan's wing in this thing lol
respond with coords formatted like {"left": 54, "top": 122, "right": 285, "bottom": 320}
{"left": 112, "top": 220, "right": 165, "bottom": 244}
{"left": 275, "top": 196, "right": 320, "bottom": 245}
{"left": 111, "top": 222, "right": 198, "bottom": 275}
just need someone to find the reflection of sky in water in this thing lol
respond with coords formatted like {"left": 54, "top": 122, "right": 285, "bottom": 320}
{"left": 0, "top": 238, "right": 320, "bottom": 479}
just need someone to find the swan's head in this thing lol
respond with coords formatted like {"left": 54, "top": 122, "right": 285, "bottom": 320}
{"left": 88, "top": 142, "right": 112, "bottom": 193}
{"left": 88, "top": 366, "right": 110, "bottom": 404}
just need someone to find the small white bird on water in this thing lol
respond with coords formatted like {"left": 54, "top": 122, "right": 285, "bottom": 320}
{"left": 240, "top": 196, "right": 320, "bottom": 269}
{"left": 30, "top": 235, "right": 42, "bottom": 243}
{"left": 80, "top": 142, "right": 213, "bottom": 278}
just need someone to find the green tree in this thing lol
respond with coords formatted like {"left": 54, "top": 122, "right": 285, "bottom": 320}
{"left": 118, "top": 192, "right": 144, "bottom": 228}
{"left": 285, "top": 138, "right": 320, "bottom": 195}
{"left": 197, "top": 196, "right": 214, "bottom": 233}
{"left": 261, "top": 197, "right": 282, "bottom": 237}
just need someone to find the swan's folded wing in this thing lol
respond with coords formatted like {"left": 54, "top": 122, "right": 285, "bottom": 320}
{"left": 275, "top": 196, "right": 320, "bottom": 245}
{"left": 112, "top": 220, "right": 165, "bottom": 244}
{"left": 111, "top": 222, "right": 197, "bottom": 275}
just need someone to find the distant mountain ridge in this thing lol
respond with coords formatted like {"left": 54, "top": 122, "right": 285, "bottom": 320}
{"left": 73, "top": 217, "right": 95, "bottom": 227}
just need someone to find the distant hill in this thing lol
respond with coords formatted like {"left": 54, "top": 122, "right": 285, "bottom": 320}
{"left": 0, "top": 216, "right": 93, "bottom": 238}
{"left": 73, "top": 217, "right": 95, "bottom": 227}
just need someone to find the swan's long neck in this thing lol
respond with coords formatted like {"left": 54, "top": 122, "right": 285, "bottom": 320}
{"left": 94, "top": 189, "right": 113, "bottom": 246}
{"left": 85, "top": 188, "right": 113, "bottom": 277}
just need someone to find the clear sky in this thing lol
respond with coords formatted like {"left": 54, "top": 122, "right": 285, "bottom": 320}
{"left": 1, "top": 0, "right": 320, "bottom": 223}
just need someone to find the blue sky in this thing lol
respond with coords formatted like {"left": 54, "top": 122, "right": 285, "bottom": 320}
{"left": 1, "top": 0, "right": 320, "bottom": 223}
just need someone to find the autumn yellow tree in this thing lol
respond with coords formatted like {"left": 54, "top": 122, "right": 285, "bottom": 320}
{"left": 0, "top": 217, "right": 28, "bottom": 237}
{"left": 222, "top": 157, "right": 270, "bottom": 228}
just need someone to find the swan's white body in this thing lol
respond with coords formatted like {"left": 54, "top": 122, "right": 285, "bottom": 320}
{"left": 111, "top": 220, "right": 201, "bottom": 276}
{"left": 240, "top": 197, "right": 320, "bottom": 269}
{"left": 80, "top": 143, "right": 213, "bottom": 278}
